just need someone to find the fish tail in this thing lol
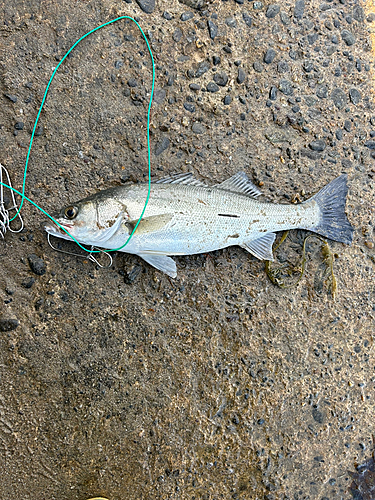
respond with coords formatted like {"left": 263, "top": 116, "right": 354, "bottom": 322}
{"left": 307, "top": 174, "right": 354, "bottom": 244}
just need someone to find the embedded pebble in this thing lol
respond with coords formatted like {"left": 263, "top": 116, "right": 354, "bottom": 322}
{"left": 349, "top": 88, "right": 361, "bottom": 105}
{"left": 163, "top": 11, "right": 173, "bottom": 20}
{"left": 237, "top": 68, "right": 246, "bottom": 84}
{"left": 195, "top": 61, "right": 210, "bottom": 78}
{"left": 280, "top": 11, "right": 290, "bottom": 25}
{"left": 269, "top": 86, "right": 277, "bottom": 100}
{"left": 128, "top": 78, "right": 138, "bottom": 87}
{"left": 277, "top": 61, "right": 289, "bottom": 73}
{"left": 189, "top": 83, "right": 201, "bottom": 91}
{"left": 264, "top": 48, "right": 276, "bottom": 64}
{"left": 213, "top": 72, "right": 228, "bottom": 87}
{"left": 5, "top": 94, "right": 17, "bottom": 103}
{"left": 0, "top": 318, "right": 19, "bottom": 332}
{"left": 21, "top": 277, "right": 36, "bottom": 289}
{"left": 279, "top": 80, "right": 294, "bottom": 96}
{"left": 206, "top": 82, "right": 219, "bottom": 93}
{"left": 253, "top": 62, "right": 263, "bottom": 73}
{"left": 192, "top": 123, "right": 206, "bottom": 134}
{"left": 316, "top": 85, "right": 328, "bottom": 99}
{"left": 184, "top": 102, "right": 196, "bottom": 113}
{"left": 331, "top": 88, "right": 347, "bottom": 109}
{"left": 266, "top": 4, "right": 280, "bottom": 18}
{"left": 309, "top": 139, "right": 326, "bottom": 151}
{"left": 364, "top": 141, "right": 375, "bottom": 149}
{"left": 15, "top": 122, "right": 24, "bottom": 130}
{"left": 155, "top": 137, "right": 170, "bottom": 156}
{"left": 242, "top": 12, "right": 253, "bottom": 27}
{"left": 294, "top": 0, "right": 305, "bottom": 19}
{"left": 341, "top": 29, "right": 356, "bottom": 46}
{"left": 28, "top": 254, "right": 46, "bottom": 276}
{"left": 213, "top": 55, "right": 221, "bottom": 66}
{"left": 134, "top": 0, "right": 155, "bottom": 13}
{"left": 181, "top": 12, "right": 194, "bottom": 21}
{"left": 253, "top": 2, "right": 263, "bottom": 9}
{"left": 173, "top": 28, "right": 183, "bottom": 42}
{"left": 223, "top": 95, "right": 232, "bottom": 105}
{"left": 225, "top": 17, "right": 237, "bottom": 28}
{"left": 207, "top": 20, "right": 218, "bottom": 39}
{"left": 336, "top": 129, "right": 343, "bottom": 140}
{"left": 344, "top": 120, "right": 351, "bottom": 132}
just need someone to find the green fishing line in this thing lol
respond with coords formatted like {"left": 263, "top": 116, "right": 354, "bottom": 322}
{"left": 1, "top": 16, "right": 155, "bottom": 254}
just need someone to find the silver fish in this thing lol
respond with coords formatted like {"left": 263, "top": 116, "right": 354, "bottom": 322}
{"left": 44, "top": 172, "right": 353, "bottom": 278}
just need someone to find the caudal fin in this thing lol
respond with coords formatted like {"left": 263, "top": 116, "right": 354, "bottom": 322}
{"left": 308, "top": 174, "right": 354, "bottom": 244}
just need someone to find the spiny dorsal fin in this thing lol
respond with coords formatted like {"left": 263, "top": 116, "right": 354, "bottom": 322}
{"left": 154, "top": 172, "right": 208, "bottom": 187}
{"left": 214, "top": 171, "right": 262, "bottom": 198}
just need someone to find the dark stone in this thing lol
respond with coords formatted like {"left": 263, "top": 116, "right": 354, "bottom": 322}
{"left": 212, "top": 55, "right": 221, "bottom": 66}
{"left": 266, "top": 4, "right": 280, "bottom": 18}
{"left": 21, "top": 277, "right": 36, "bottom": 289}
{"left": 308, "top": 32, "right": 318, "bottom": 45}
{"left": 206, "top": 82, "right": 219, "bottom": 93}
{"left": 4, "top": 94, "right": 17, "bottom": 103}
{"left": 316, "top": 85, "right": 328, "bottom": 99}
{"left": 155, "top": 137, "right": 170, "bottom": 156}
{"left": 344, "top": 119, "right": 352, "bottom": 132}
{"left": 336, "top": 129, "right": 343, "bottom": 140}
{"left": 300, "top": 148, "right": 321, "bottom": 160}
{"left": 172, "top": 28, "right": 183, "bottom": 42}
{"left": 0, "top": 319, "right": 19, "bottom": 332}
{"left": 237, "top": 68, "right": 246, "bottom": 84}
{"left": 349, "top": 88, "right": 361, "bottom": 105}
{"left": 264, "top": 48, "right": 276, "bottom": 64}
{"left": 184, "top": 102, "right": 196, "bottom": 112}
{"left": 213, "top": 72, "right": 228, "bottom": 86}
{"left": 223, "top": 95, "right": 232, "bottom": 105}
{"left": 303, "top": 61, "right": 313, "bottom": 72}
{"left": 312, "top": 407, "right": 325, "bottom": 424}
{"left": 134, "top": 0, "right": 155, "bottom": 13}
{"left": 253, "top": 61, "right": 263, "bottom": 73}
{"left": 128, "top": 78, "right": 138, "bottom": 87}
{"left": 181, "top": 12, "right": 194, "bottom": 21}
{"left": 279, "top": 79, "right": 294, "bottom": 96}
{"left": 309, "top": 139, "right": 326, "bottom": 151}
{"left": 225, "top": 17, "right": 237, "bottom": 28}
{"left": 280, "top": 11, "right": 290, "bottom": 25}
{"left": 28, "top": 254, "right": 46, "bottom": 276}
{"left": 207, "top": 19, "right": 218, "bottom": 39}
{"left": 189, "top": 83, "right": 201, "bottom": 91}
{"left": 178, "top": 0, "right": 207, "bottom": 9}
{"left": 342, "top": 159, "right": 352, "bottom": 168}
{"left": 242, "top": 12, "right": 253, "bottom": 27}
{"left": 163, "top": 11, "right": 173, "bottom": 20}
{"left": 195, "top": 60, "right": 210, "bottom": 77}
{"left": 277, "top": 61, "right": 289, "bottom": 73}
{"left": 124, "top": 265, "right": 142, "bottom": 284}
{"left": 294, "top": 0, "right": 305, "bottom": 19}
{"left": 364, "top": 140, "right": 375, "bottom": 149}
{"left": 331, "top": 88, "right": 347, "bottom": 109}
{"left": 353, "top": 6, "right": 365, "bottom": 22}
{"left": 269, "top": 86, "right": 277, "bottom": 100}
{"left": 192, "top": 122, "right": 206, "bottom": 134}
{"left": 15, "top": 122, "right": 24, "bottom": 130}
{"left": 341, "top": 29, "right": 355, "bottom": 46}
{"left": 153, "top": 89, "right": 166, "bottom": 104}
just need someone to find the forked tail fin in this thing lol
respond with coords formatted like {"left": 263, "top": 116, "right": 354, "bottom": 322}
{"left": 308, "top": 174, "right": 354, "bottom": 244}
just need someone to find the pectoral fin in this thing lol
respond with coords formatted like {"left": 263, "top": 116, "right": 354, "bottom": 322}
{"left": 126, "top": 214, "right": 173, "bottom": 235}
{"left": 138, "top": 253, "right": 177, "bottom": 278}
{"left": 241, "top": 233, "right": 276, "bottom": 261}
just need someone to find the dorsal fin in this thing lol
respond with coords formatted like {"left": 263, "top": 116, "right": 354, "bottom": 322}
{"left": 154, "top": 172, "right": 208, "bottom": 187}
{"left": 214, "top": 172, "right": 262, "bottom": 198}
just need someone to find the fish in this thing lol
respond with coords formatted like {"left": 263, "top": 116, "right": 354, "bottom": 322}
{"left": 44, "top": 171, "right": 354, "bottom": 278}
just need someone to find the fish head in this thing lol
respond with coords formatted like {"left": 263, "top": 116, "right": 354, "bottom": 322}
{"left": 44, "top": 192, "right": 127, "bottom": 245}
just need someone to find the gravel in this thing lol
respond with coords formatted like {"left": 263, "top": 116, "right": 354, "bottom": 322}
{"left": 266, "top": 4, "right": 280, "bottom": 18}
{"left": 237, "top": 68, "right": 246, "bottom": 84}
{"left": 264, "top": 48, "right": 276, "bottom": 64}
{"left": 134, "top": 0, "right": 155, "bottom": 13}
{"left": 331, "top": 88, "right": 348, "bottom": 109}
{"left": 27, "top": 254, "right": 46, "bottom": 276}
{"left": 207, "top": 19, "right": 218, "bottom": 39}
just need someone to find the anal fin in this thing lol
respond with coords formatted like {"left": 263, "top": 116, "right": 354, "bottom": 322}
{"left": 241, "top": 233, "right": 276, "bottom": 261}
{"left": 138, "top": 253, "right": 177, "bottom": 278}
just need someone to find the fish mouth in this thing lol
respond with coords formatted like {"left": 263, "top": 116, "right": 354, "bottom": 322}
{"left": 44, "top": 220, "right": 74, "bottom": 240}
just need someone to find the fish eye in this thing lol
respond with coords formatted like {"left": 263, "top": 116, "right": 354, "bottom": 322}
{"left": 64, "top": 206, "right": 78, "bottom": 219}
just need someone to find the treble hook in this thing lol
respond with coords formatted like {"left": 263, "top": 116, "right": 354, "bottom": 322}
{"left": 47, "top": 233, "right": 113, "bottom": 268}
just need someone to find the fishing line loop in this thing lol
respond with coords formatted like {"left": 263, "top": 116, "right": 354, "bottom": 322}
{"left": 0, "top": 163, "right": 24, "bottom": 239}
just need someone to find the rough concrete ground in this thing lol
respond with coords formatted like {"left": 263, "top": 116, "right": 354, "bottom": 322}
{"left": 0, "top": 0, "right": 375, "bottom": 499}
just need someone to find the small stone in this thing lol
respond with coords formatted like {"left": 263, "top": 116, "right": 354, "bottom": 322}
{"left": 192, "top": 122, "right": 206, "bottom": 134}
{"left": 223, "top": 95, "right": 232, "bottom": 105}
{"left": 336, "top": 129, "right": 343, "bottom": 140}
{"left": 264, "top": 48, "right": 276, "bottom": 64}
{"left": 353, "top": 6, "right": 365, "bottom": 22}
{"left": 309, "top": 139, "right": 326, "bottom": 151}
{"left": 213, "top": 72, "right": 228, "bottom": 87}
{"left": 308, "top": 32, "right": 318, "bottom": 45}
{"left": 153, "top": 89, "right": 166, "bottom": 105}
{"left": 21, "top": 277, "right": 36, "bottom": 289}
{"left": 181, "top": 11, "right": 194, "bottom": 21}
{"left": 195, "top": 60, "right": 210, "bottom": 77}
{"left": 253, "top": 2, "right": 263, "bottom": 9}
{"left": 212, "top": 55, "right": 221, "bottom": 66}
{"left": 28, "top": 254, "right": 46, "bottom": 276}
{"left": 294, "top": 0, "right": 305, "bottom": 20}
{"left": 163, "top": 11, "right": 173, "bottom": 20}
{"left": 316, "top": 85, "right": 328, "bottom": 99}
{"left": 207, "top": 20, "right": 218, "bottom": 39}
{"left": 206, "top": 82, "right": 219, "bottom": 93}
{"left": 365, "top": 240, "right": 374, "bottom": 249}
{"left": 155, "top": 137, "right": 170, "bottom": 156}
{"left": 189, "top": 83, "right": 201, "bottom": 91}
{"left": 303, "top": 61, "right": 313, "bottom": 72}
{"left": 277, "top": 61, "right": 289, "bottom": 73}
{"left": 280, "top": 11, "right": 290, "bottom": 25}
{"left": 225, "top": 17, "right": 237, "bottom": 28}
{"left": 124, "top": 265, "right": 142, "bottom": 284}
{"left": 0, "top": 318, "right": 19, "bottom": 332}
{"left": 344, "top": 120, "right": 352, "bottom": 132}
{"left": 128, "top": 78, "right": 138, "bottom": 87}
{"left": 173, "top": 28, "right": 183, "bottom": 42}
{"left": 269, "top": 86, "right": 277, "bottom": 100}
{"left": 266, "top": 4, "right": 280, "bottom": 18}
{"left": 312, "top": 407, "right": 325, "bottom": 424}
{"left": 134, "top": 0, "right": 155, "bottom": 13}
{"left": 35, "top": 125, "right": 44, "bottom": 136}
{"left": 184, "top": 102, "right": 196, "bottom": 113}
{"left": 15, "top": 122, "right": 24, "bottom": 130}
{"left": 349, "top": 88, "right": 361, "bottom": 105}
{"left": 279, "top": 79, "right": 294, "bottom": 96}
{"left": 341, "top": 29, "right": 355, "bottom": 46}
{"left": 242, "top": 12, "right": 253, "bottom": 27}
{"left": 364, "top": 140, "right": 375, "bottom": 149}
{"left": 331, "top": 88, "right": 347, "bottom": 109}
{"left": 4, "top": 94, "right": 17, "bottom": 103}
{"left": 253, "top": 61, "right": 263, "bottom": 73}
{"left": 178, "top": 0, "right": 207, "bottom": 9}
{"left": 237, "top": 68, "right": 246, "bottom": 84}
